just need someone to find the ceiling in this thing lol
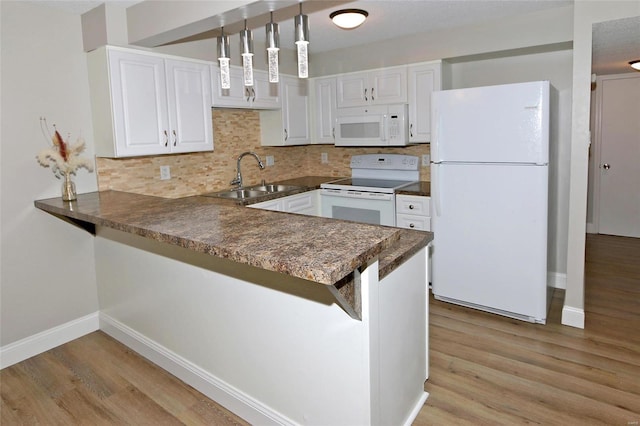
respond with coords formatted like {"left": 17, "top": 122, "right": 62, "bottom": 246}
{"left": 32, "top": 0, "right": 640, "bottom": 75}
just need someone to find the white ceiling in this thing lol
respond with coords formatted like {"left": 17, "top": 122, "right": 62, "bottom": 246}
{"left": 31, "top": 0, "right": 640, "bottom": 75}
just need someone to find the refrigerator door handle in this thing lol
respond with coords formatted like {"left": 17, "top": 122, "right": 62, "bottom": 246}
{"left": 431, "top": 106, "right": 439, "bottom": 161}
{"left": 432, "top": 164, "right": 441, "bottom": 217}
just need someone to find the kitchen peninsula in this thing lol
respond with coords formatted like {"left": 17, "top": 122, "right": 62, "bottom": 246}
{"left": 35, "top": 189, "right": 432, "bottom": 426}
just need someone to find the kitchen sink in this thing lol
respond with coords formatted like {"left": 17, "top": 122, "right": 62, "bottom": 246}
{"left": 202, "top": 183, "right": 304, "bottom": 201}
{"left": 208, "top": 189, "right": 268, "bottom": 200}
{"left": 247, "top": 184, "right": 301, "bottom": 193}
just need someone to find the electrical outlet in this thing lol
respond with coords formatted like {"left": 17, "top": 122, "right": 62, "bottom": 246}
{"left": 321, "top": 152, "right": 328, "bottom": 164}
{"left": 422, "top": 154, "right": 431, "bottom": 167}
{"left": 265, "top": 155, "right": 275, "bottom": 166}
{"left": 160, "top": 165, "right": 171, "bottom": 180}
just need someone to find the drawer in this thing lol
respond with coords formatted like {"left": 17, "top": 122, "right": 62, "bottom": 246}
{"left": 396, "top": 195, "right": 430, "bottom": 216}
{"left": 396, "top": 214, "right": 431, "bottom": 231}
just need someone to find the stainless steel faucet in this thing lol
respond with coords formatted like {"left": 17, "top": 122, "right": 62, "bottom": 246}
{"left": 230, "top": 151, "right": 265, "bottom": 188}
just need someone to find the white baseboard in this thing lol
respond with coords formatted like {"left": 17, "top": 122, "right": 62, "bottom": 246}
{"left": 403, "top": 392, "right": 429, "bottom": 426}
{"left": 561, "top": 305, "right": 585, "bottom": 329}
{"left": 99, "top": 313, "right": 295, "bottom": 426}
{"left": 548, "top": 272, "right": 567, "bottom": 290}
{"left": 0, "top": 312, "right": 99, "bottom": 369}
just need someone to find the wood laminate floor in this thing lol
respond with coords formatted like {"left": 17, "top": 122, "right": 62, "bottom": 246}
{"left": 2, "top": 233, "right": 639, "bottom": 425}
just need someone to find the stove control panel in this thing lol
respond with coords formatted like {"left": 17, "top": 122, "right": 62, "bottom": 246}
{"left": 350, "top": 154, "right": 419, "bottom": 171}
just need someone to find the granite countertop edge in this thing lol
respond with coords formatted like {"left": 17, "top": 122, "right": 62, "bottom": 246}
{"left": 34, "top": 177, "right": 432, "bottom": 285}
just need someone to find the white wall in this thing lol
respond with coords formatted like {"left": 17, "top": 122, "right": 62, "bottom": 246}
{"left": 0, "top": 2, "right": 99, "bottom": 349}
{"left": 563, "top": 1, "right": 640, "bottom": 328}
{"left": 449, "top": 49, "right": 573, "bottom": 279}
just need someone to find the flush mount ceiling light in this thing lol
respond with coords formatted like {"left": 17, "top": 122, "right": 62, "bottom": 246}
{"left": 630, "top": 60, "right": 640, "bottom": 71}
{"left": 330, "top": 9, "right": 368, "bottom": 30}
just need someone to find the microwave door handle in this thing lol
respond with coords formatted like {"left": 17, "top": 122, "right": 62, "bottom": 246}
{"left": 381, "top": 114, "right": 387, "bottom": 142}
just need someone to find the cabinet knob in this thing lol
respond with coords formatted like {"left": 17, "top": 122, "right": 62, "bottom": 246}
{"left": 409, "top": 223, "right": 415, "bottom": 228}
{"left": 602, "top": 163, "right": 611, "bottom": 170}
{"left": 409, "top": 204, "right": 415, "bottom": 210}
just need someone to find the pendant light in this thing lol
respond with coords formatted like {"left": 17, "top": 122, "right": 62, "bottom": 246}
{"left": 294, "top": 2, "right": 309, "bottom": 78}
{"left": 217, "top": 27, "right": 231, "bottom": 89}
{"left": 240, "top": 20, "right": 254, "bottom": 86}
{"left": 630, "top": 60, "right": 640, "bottom": 71}
{"left": 266, "top": 12, "right": 280, "bottom": 83}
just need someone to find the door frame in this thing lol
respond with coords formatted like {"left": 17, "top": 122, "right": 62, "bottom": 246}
{"left": 591, "top": 72, "right": 640, "bottom": 235}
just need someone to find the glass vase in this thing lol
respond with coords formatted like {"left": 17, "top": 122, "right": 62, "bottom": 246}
{"left": 61, "top": 172, "right": 77, "bottom": 201}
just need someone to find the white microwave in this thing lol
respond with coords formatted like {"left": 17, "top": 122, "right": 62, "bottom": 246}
{"left": 335, "top": 104, "right": 409, "bottom": 146}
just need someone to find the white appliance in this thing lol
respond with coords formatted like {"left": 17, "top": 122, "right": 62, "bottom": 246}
{"left": 430, "top": 81, "right": 551, "bottom": 324}
{"left": 335, "top": 104, "right": 409, "bottom": 146}
{"left": 321, "top": 154, "right": 419, "bottom": 226}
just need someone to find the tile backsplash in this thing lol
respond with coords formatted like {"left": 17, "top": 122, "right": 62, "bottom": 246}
{"left": 96, "top": 109, "right": 430, "bottom": 198}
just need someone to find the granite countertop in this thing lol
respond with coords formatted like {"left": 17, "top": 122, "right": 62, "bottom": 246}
{"left": 35, "top": 187, "right": 432, "bottom": 286}
{"left": 397, "top": 181, "right": 431, "bottom": 197}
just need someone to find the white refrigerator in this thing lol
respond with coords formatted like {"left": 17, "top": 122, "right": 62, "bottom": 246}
{"left": 430, "top": 81, "right": 551, "bottom": 324}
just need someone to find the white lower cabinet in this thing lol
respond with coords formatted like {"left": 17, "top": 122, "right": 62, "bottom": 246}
{"left": 249, "top": 190, "right": 320, "bottom": 216}
{"left": 396, "top": 194, "right": 431, "bottom": 231}
{"left": 88, "top": 46, "right": 213, "bottom": 157}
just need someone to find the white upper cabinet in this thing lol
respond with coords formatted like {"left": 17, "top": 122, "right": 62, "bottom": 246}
{"left": 408, "top": 61, "right": 441, "bottom": 143}
{"left": 165, "top": 59, "right": 214, "bottom": 153}
{"left": 211, "top": 65, "right": 280, "bottom": 109}
{"left": 261, "top": 75, "right": 310, "bottom": 146}
{"left": 88, "top": 46, "right": 213, "bottom": 157}
{"left": 310, "top": 76, "right": 337, "bottom": 144}
{"left": 337, "top": 66, "right": 407, "bottom": 107}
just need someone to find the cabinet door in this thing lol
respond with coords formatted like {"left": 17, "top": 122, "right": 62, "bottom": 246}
{"left": 337, "top": 73, "right": 369, "bottom": 107}
{"left": 408, "top": 63, "right": 441, "bottom": 143}
{"left": 312, "top": 77, "right": 337, "bottom": 144}
{"left": 282, "top": 190, "right": 320, "bottom": 216}
{"left": 109, "top": 49, "right": 170, "bottom": 156}
{"left": 281, "top": 76, "right": 310, "bottom": 145}
{"left": 370, "top": 67, "right": 407, "bottom": 104}
{"left": 165, "top": 60, "right": 213, "bottom": 153}
{"left": 252, "top": 70, "right": 280, "bottom": 109}
{"left": 247, "top": 198, "right": 283, "bottom": 211}
{"left": 212, "top": 66, "right": 250, "bottom": 108}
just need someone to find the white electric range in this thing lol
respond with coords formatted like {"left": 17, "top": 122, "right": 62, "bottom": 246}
{"left": 320, "top": 154, "right": 420, "bottom": 226}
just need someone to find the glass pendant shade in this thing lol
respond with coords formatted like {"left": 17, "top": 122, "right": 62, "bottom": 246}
{"left": 217, "top": 32, "right": 231, "bottom": 89}
{"left": 240, "top": 26, "right": 254, "bottom": 86}
{"left": 266, "top": 21, "right": 280, "bottom": 83}
{"left": 295, "top": 11, "right": 309, "bottom": 78}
